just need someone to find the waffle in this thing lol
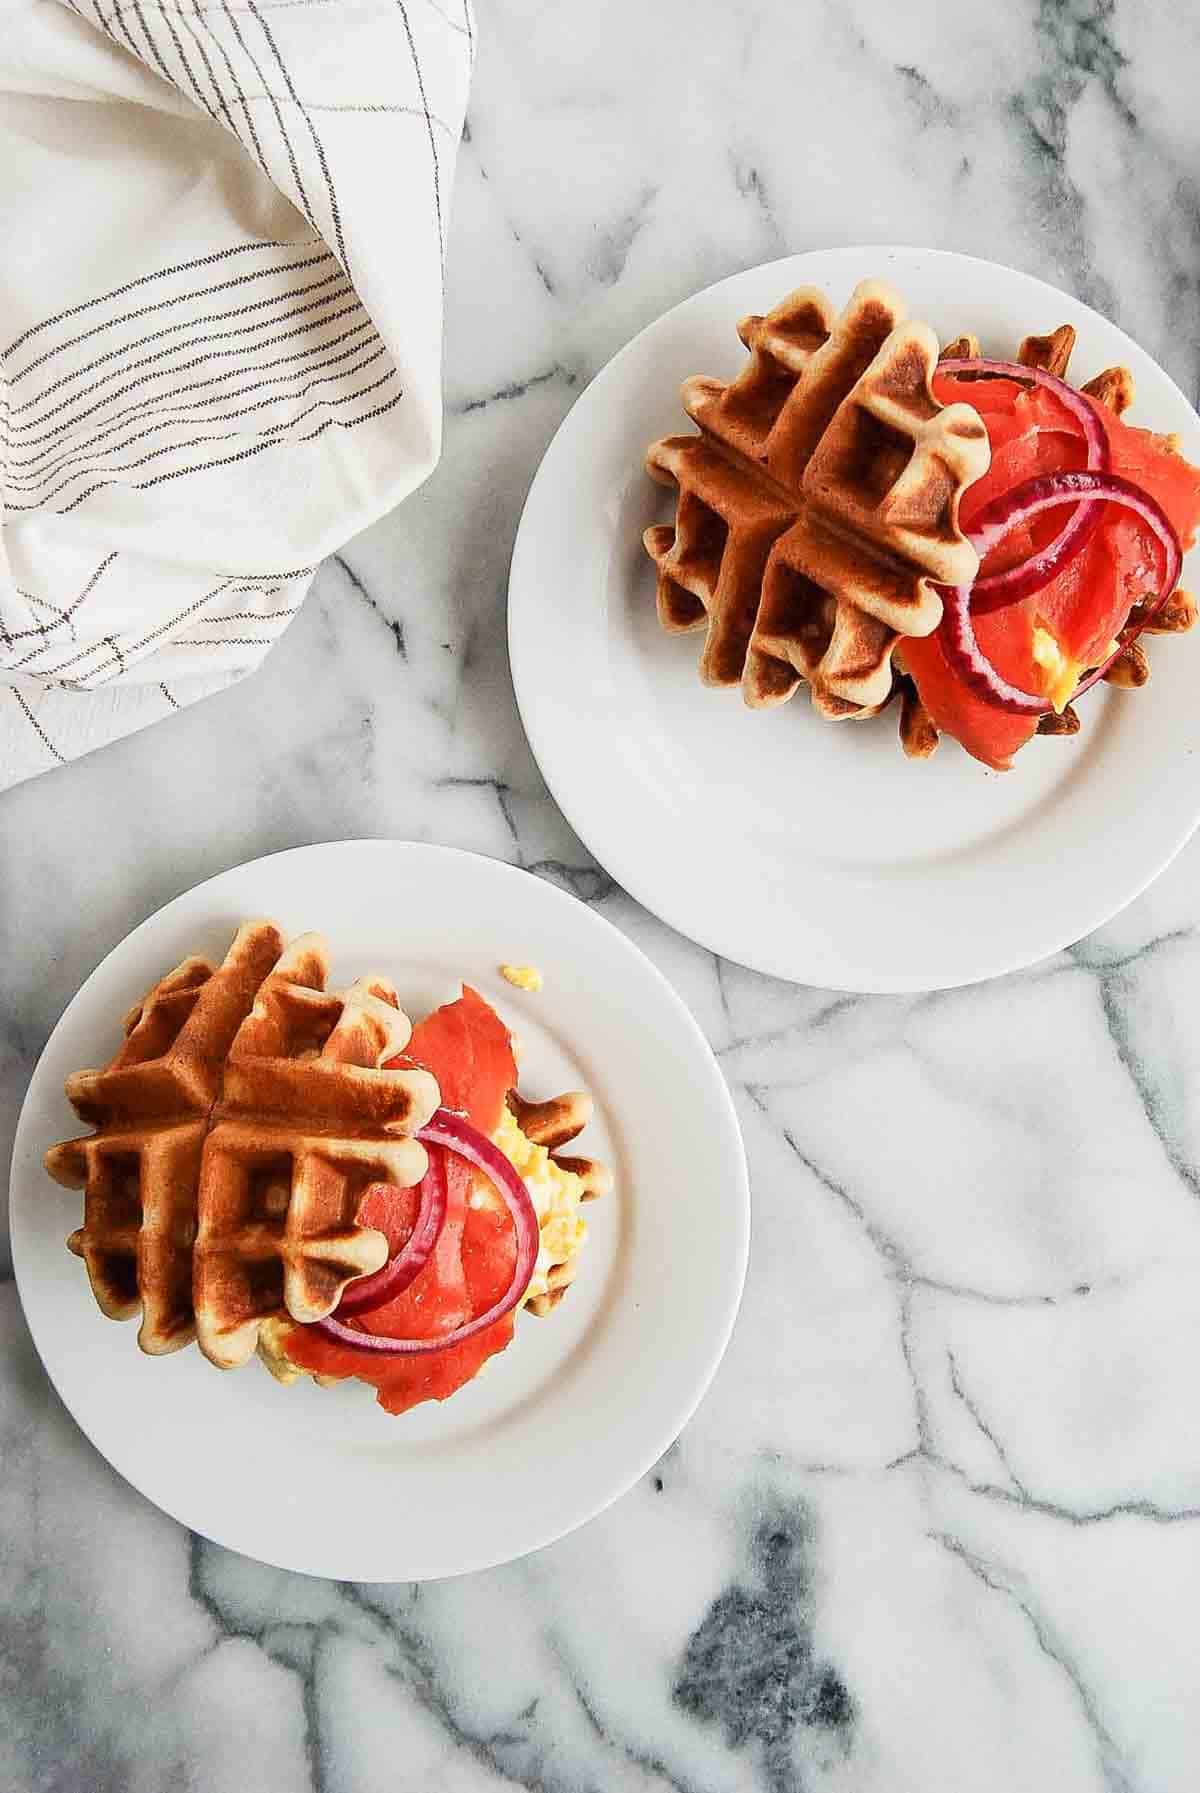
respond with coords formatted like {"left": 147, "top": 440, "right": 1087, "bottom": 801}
{"left": 895, "top": 328, "right": 1198, "bottom": 759}
{"left": 47, "top": 922, "right": 440, "bottom": 1369}
{"left": 643, "top": 279, "right": 991, "bottom": 718}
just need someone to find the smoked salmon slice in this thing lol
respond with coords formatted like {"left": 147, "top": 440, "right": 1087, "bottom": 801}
{"left": 282, "top": 987, "right": 522, "bottom": 1413}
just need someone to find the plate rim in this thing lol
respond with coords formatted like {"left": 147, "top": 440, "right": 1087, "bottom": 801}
{"left": 9, "top": 838, "right": 750, "bottom": 1580}
{"left": 508, "top": 243, "right": 1200, "bottom": 993}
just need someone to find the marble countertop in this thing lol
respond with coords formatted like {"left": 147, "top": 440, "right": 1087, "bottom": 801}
{"left": 5, "top": 1, "right": 1200, "bottom": 1788}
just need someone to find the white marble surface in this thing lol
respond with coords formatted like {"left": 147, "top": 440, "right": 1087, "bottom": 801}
{"left": 5, "top": 1, "right": 1200, "bottom": 1788}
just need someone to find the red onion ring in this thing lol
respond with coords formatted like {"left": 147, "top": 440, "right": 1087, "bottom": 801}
{"left": 940, "top": 470, "right": 1182, "bottom": 716}
{"left": 310, "top": 1108, "right": 539, "bottom": 1356}
{"left": 336, "top": 1147, "right": 449, "bottom": 1318}
{"left": 939, "top": 357, "right": 1109, "bottom": 608}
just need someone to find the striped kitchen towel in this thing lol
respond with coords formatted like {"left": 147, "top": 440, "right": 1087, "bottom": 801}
{"left": 0, "top": 0, "right": 473, "bottom": 788}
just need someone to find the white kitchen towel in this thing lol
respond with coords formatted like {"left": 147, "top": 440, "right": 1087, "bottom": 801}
{"left": 0, "top": 0, "right": 473, "bottom": 789}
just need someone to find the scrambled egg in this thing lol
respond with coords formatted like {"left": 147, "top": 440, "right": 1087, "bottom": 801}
{"left": 1032, "top": 627, "right": 1125, "bottom": 714}
{"left": 499, "top": 963, "right": 543, "bottom": 993}
{"left": 258, "top": 1317, "right": 304, "bottom": 1385}
{"left": 492, "top": 1103, "right": 588, "bottom": 1307}
{"left": 1031, "top": 627, "right": 1080, "bottom": 714}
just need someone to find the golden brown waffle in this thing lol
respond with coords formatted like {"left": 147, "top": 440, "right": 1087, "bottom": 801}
{"left": 1019, "top": 326, "right": 1076, "bottom": 378}
{"left": 643, "top": 279, "right": 991, "bottom": 718}
{"left": 47, "top": 923, "right": 440, "bottom": 1369}
{"left": 896, "top": 328, "right": 1198, "bottom": 759}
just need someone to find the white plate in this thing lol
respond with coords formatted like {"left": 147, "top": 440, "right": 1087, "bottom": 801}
{"left": 509, "top": 245, "right": 1200, "bottom": 992}
{"left": 10, "top": 841, "right": 748, "bottom": 1581}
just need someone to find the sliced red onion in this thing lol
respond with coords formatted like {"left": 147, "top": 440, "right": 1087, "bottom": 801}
{"left": 336, "top": 1148, "right": 448, "bottom": 1318}
{"left": 939, "top": 357, "right": 1109, "bottom": 608}
{"left": 310, "top": 1108, "right": 539, "bottom": 1356}
{"left": 940, "top": 470, "right": 1182, "bottom": 716}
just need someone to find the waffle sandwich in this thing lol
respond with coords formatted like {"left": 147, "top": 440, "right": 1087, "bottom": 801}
{"left": 644, "top": 280, "right": 1200, "bottom": 769}
{"left": 47, "top": 928, "right": 610, "bottom": 1414}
